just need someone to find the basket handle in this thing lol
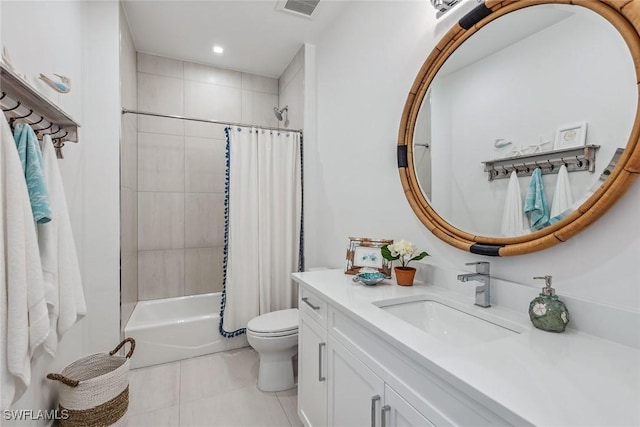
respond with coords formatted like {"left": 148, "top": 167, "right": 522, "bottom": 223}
{"left": 109, "top": 337, "right": 136, "bottom": 358}
{"left": 46, "top": 373, "right": 79, "bottom": 388}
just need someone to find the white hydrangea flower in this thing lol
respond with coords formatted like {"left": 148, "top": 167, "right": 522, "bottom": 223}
{"left": 388, "top": 240, "right": 420, "bottom": 266}
{"left": 389, "top": 240, "right": 417, "bottom": 258}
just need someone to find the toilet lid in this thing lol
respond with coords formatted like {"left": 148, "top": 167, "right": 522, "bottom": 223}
{"left": 247, "top": 309, "right": 299, "bottom": 334}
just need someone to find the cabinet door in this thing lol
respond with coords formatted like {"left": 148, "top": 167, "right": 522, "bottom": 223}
{"left": 299, "top": 313, "right": 328, "bottom": 427}
{"left": 328, "top": 337, "right": 385, "bottom": 427}
{"left": 382, "top": 385, "right": 435, "bottom": 427}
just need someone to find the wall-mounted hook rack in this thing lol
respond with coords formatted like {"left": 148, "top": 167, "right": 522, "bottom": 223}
{"left": 1, "top": 62, "right": 80, "bottom": 158}
{"left": 482, "top": 145, "right": 600, "bottom": 181}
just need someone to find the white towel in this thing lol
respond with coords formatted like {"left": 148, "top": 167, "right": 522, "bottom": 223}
{"left": 500, "top": 170, "right": 530, "bottom": 237}
{"left": 38, "top": 135, "right": 86, "bottom": 357}
{"left": 550, "top": 164, "right": 574, "bottom": 219}
{"left": 1, "top": 116, "right": 49, "bottom": 407}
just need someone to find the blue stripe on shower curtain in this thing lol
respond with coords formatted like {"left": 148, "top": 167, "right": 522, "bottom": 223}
{"left": 218, "top": 126, "right": 304, "bottom": 338}
{"left": 219, "top": 126, "right": 244, "bottom": 337}
{"left": 298, "top": 132, "right": 305, "bottom": 273}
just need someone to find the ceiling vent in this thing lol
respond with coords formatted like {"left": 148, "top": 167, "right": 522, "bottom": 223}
{"left": 276, "top": 0, "right": 320, "bottom": 18}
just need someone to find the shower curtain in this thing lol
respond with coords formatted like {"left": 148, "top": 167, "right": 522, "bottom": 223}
{"left": 220, "top": 126, "right": 302, "bottom": 337}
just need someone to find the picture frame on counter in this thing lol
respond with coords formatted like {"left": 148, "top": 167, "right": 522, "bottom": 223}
{"left": 345, "top": 237, "right": 393, "bottom": 278}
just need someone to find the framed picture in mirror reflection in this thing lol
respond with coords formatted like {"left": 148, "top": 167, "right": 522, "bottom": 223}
{"left": 554, "top": 122, "right": 587, "bottom": 150}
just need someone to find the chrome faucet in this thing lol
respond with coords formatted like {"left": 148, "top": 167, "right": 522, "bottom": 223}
{"left": 457, "top": 261, "right": 491, "bottom": 308}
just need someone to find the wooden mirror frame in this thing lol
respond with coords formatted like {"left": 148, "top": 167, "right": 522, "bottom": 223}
{"left": 398, "top": 0, "right": 640, "bottom": 256}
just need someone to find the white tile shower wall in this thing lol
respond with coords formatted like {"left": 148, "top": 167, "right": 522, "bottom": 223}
{"left": 138, "top": 132, "right": 185, "bottom": 192}
{"left": 185, "top": 136, "right": 226, "bottom": 193}
{"left": 138, "top": 191, "right": 185, "bottom": 251}
{"left": 138, "top": 249, "right": 185, "bottom": 300}
{"left": 279, "top": 46, "right": 305, "bottom": 131}
{"left": 185, "top": 247, "right": 224, "bottom": 295}
{"left": 137, "top": 53, "right": 279, "bottom": 300}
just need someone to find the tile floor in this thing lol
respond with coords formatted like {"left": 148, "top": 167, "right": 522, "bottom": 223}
{"left": 127, "top": 347, "right": 302, "bottom": 427}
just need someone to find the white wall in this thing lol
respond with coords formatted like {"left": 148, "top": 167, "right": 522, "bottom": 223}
{"left": 311, "top": 1, "right": 639, "bottom": 330}
{"left": 1, "top": 1, "right": 121, "bottom": 420}
{"left": 120, "top": 4, "right": 138, "bottom": 329}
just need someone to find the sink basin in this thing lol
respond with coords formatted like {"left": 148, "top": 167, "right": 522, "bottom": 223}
{"left": 376, "top": 297, "right": 519, "bottom": 347}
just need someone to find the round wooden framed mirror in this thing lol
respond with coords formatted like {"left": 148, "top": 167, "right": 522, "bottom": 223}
{"left": 398, "top": 0, "right": 640, "bottom": 256}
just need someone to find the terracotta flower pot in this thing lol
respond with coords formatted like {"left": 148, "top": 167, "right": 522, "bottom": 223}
{"left": 394, "top": 266, "right": 416, "bottom": 286}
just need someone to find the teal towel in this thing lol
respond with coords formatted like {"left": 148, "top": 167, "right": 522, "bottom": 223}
{"left": 524, "top": 168, "right": 549, "bottom": 231}
{"left": 14, "top": 124, "right": 51, "bottom": 224}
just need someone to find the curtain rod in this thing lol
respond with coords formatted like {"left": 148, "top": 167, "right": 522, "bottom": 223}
{"left": 121, "top": 108, "right": 303, "bottom": 133}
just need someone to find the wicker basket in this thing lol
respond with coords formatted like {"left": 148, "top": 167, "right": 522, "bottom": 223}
{"left": 47, "top": 338, "right": 135, "bottom": 427}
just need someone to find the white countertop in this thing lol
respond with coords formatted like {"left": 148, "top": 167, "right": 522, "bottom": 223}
{"left": 293, "top": 269, "right": 640, "bottom": 427}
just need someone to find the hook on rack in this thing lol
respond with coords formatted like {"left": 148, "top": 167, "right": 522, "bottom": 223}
{"left": 54, "top": 131, "right": 69, "bottom": 141}
{"left": 32, "top": 115, "right": 45, "bottom": 126}
{"left": 546, "top": 159, "right": 554, "bottom": 171}
{"left": 37, "top": 122, "right": 54, "bottom": 134}
{"left": 2, "top": 99, "right": 21, "bottom": 112}
{"left": 501, "top": 165, "right": 508, "bottom": 175}
{"left": 11, "top": 108, "right": 34, "bottom": 121}
{"left": 560, "top": 157, "right": 568, "bottom": 168}
{"left": 53, "top": 139, "right": 65, "bottom": 159}
{"left": 575, "top": 156, "right": 583, "bottom": 168}
{"left": 521, "top": 163, "right": 529, "bottom": 173}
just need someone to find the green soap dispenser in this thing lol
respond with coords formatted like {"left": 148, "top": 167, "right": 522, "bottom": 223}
{"left": 528, "top": 275, "right": 569, "bottom": 333}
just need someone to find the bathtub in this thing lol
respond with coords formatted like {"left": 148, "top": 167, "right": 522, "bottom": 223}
{"left": 124, "top": 292, "right": 247, "bottom": 369}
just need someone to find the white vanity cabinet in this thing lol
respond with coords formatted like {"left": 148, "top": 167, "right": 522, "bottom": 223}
{"left": 328, "top": 336, "right": 433, "bottom": 427}
{"left": 295, "top": 270, "right": 640, "bottom": 427}
{"left": 298, "top": 288, "right": 328, "bottom": 427}
{"left": 297, "top": 282, "right": 519, "bottom": 427}
{"left": 298, "top": 287, "right": 451, "bottom": 427}
{"left": 327, "top": 336, "right": 384, "bottom": 426}
{"left": 384, "top": 385, "right": 435, "bottom": 427}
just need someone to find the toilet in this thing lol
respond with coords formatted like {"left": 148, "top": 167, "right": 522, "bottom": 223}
{"left": 246, "top": 308, "right": 299, "bottom": 392}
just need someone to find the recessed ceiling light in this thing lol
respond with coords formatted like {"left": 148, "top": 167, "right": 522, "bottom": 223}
{"left": 212, "top": 45, "right": 224, "bottom": 54}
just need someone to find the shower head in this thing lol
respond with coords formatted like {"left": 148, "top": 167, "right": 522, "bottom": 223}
{"left": 273, "top": 105, "right": 288, "bottom": 121}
